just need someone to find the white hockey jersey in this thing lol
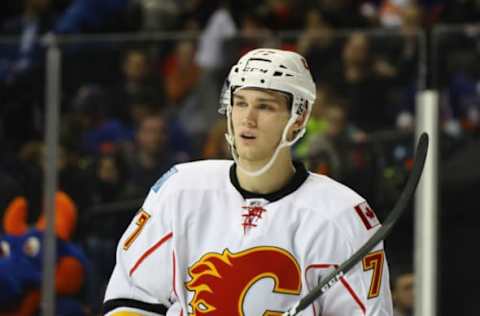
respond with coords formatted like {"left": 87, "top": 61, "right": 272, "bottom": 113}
{"left": 104, "top": 160, "right": 393, "bottom": 316}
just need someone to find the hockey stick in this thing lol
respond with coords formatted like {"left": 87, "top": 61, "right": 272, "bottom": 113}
{"left": 283, "top": 132, "right": 429, "bottom": 316}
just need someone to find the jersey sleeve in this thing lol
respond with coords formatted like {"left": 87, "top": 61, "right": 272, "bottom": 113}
{"left": 103, "top": 168, "right": 179, "bottom": 316}
{"left": 306, "top": 201, "right": 393, "bottom": 316}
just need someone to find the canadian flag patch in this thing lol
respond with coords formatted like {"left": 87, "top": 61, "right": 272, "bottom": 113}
{"left": 354, "top": 202, "right": 380, "bottom": 230}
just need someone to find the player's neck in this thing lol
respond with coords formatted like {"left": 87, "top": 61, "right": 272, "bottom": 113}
{"left": 236, "top": 150, "right": 296, "bottom": 195}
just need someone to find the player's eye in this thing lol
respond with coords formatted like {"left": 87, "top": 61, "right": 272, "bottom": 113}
{"left": 234, "top": 101, "right": 247, "bottom": 107}
{"left": 0, "top": 241, "right": 10, "bottom": 258}
{"left": 258, "top": 103, "right": 275, "bottom": 111}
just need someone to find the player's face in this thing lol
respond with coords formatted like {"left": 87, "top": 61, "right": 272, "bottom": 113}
{"left": 231, "top": 88, "right": 290, "bottom": 163}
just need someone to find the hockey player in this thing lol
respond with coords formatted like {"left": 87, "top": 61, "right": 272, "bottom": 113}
{"left": 103, "top": 48, "right": 393, "bottom": 315}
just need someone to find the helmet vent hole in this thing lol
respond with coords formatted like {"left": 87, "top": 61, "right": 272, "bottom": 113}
{"left": 261, "top": 79, "right": 265, "bottom": 83}
{"left": 234, "top": 67, "right": 239, "bottom": 73}
{"left": 241, "top": 77, "right": 245, "bottom": 82}
{"left": 273, "top": 71, "right": 283, "bottom": 77}
{"left": 286, "top": 74, "right": 293, "bottom": 77}
{"left": 279, "top": 65, "right": 287, "bottom": 69}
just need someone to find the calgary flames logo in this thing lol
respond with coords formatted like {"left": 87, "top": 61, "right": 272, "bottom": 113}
{"left": 185, "top": 247, "right": 301, "bottom": 316}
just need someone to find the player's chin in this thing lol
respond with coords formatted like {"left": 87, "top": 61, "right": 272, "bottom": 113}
{"left": 237, "top": 148, "right": 259, "bottom": 161}
{"left": 237, "top": 136, "right": 258, "bottom": 147}
{"left": 238, "top": 150, "right": 272, "bottom": 164}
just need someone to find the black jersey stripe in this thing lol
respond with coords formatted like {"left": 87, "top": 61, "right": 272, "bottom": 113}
{"left": 103, "top": 298, "right": 168, "bottom": 315}
{"left": 230, "top": 160, "right": 309, "bottom": 202}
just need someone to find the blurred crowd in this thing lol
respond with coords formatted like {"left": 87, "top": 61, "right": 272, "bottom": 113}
{"left": 1, "top": 0, "right": 480, "bottom": 315}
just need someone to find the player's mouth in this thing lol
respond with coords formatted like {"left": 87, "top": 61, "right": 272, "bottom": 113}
{"left": 240, "top": 131, "right": 257, "bottom": 140}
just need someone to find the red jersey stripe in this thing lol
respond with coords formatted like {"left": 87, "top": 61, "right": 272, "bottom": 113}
{"left": 129, "top": 232, "right": 173, "bottom": 276}
{"left": 340, "top": 276, "right": 366, "bottom": 314}
{"left": 172, "top": 251, "right": 177, "bottom": 297}
{"left": 305, "top": 263, "right": 366, "bottom": 314}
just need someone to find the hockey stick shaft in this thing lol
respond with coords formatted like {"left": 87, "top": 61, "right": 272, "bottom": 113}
{"left": 284, "top": 132, "right": 429, "bottom": 316}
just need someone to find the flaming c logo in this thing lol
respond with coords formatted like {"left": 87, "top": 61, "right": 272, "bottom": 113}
{"left": 185, "top": 247, "right": 301, "bottom": 316}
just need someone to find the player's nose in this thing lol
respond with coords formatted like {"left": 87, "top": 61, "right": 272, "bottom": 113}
{"left": 242, "top": 107, "right": 257, "bottom": 127}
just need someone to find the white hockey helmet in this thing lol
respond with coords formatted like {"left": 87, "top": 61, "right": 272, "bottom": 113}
{"left": 219, "top": 48, "right": 317, "bottom": 176}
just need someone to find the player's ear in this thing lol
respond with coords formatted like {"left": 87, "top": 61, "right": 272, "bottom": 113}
{"left": 293, "top": 110, "right": 308, "bottom": 130}
{"left": 287, "top": 108, "right": 308, "bottom": 141}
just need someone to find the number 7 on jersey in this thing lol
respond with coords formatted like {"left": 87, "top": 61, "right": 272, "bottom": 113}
{"left": 362, "top": 250, "right": 385, "bottom": 299}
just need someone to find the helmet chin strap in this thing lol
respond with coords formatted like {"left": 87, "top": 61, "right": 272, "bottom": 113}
{"left": 225, "top": 107, "right": 306, "bottom": 177}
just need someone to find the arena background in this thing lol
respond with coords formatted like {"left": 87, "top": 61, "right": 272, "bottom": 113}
{"left": 1, "top": 0, "right": 480, "bottom": 315}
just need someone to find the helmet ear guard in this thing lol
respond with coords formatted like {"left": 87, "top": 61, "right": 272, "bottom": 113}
{"left": 219, "top": 49, "right": 316, "bottom": 176}
{"left": 218, "top": 79, "right": 231, "bottom": 115}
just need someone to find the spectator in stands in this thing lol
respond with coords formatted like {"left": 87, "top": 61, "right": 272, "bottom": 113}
{"left": 437, "top": 31, "right": 480, "bottom": 138}
{"left": 130, "top": 0, "right": 182, "bottom": 31}
{"left": 376, "top": 0, "right": 416, "bottom": 28}
{"left": 115, "top": 94, "right": 195, "bottom": 160}
{"left": 294, "top": 84, "right": 332, "bottom": 160}
{"left": 122, "top": 114, "right": 176, "bottom": 198}
{"left": 54, "top": 0, "right": 131, "bottom": 33}
{"left": 163, "top": 39, "right": 209, "bottom": 147}
{"left": 297, "top": 8, "right": 334, "bottom": 55}
{"left": 7, "top": 141, "right": 45, "bottom": 221}
{"left": 391, "top": 267, "right": 414, "bottom": 316}
{"left": 83, "top": 150, "right": 130, "bottom": 312}
{"left": 374, "top": 4, "right": 422, "bottom": 130}
{"left": 296, "top": 8, "right": 340, "bottom": 81}
{"left": 127, "top": 101, "right": 159, "bottom": 129}
{"left": 370, "top": 3, "right": 422, "bottom": 79}
{"left": 0, "top": 0, "right": 54, "bottom": 83}
{"left": 66, "top": 84, "right": 134, "bottom": 156}
{"left": 202, "top": 119, "right": 230, "bottom": 159}
{"left": 317, "top": 0, "right": 371, "bottom": 28}
{"left": 121, "top": 49, "right": 148, "bottom": 92}
{"left": 303, "top": 98, "right": 375, "bottom": 198}
{"left": 111, "top": 49, "right": 164, "bottom": 124}
{"left": 55, "top": 144, "right": 95, "bottom": 216}
{"left": 163, "top": 40, "right": 200, "bottom": 109}
{"left": 261, "top": 0, "right": 303, "bottom": 31}
{"left": 2, "top": 141, "right": 93, "bottom": 227}
{"left": 306, "top": 102, "right": 365, "bottom": 172}
{"left": 235, "top": 11, "right": 274, "bottom": 56}
{"left": 447, "top": 72, "right": 480, "bottom": 136}
{"left": 0, "top": 0, "right": 55, "bottom": 148}
{"left": 327, "top": 32, "right": 397, "bottom": 132}
{"left": 193, "top": 2, "right": 237, "bottom": 139}
{"left": 195, "top": 1, "right": 237, "bottom": 72}
{"left": 90, "top": 151, "right": 128, "bottom": 205}
{"left": 396, "top": 4, "right": 422, "bottom": 83}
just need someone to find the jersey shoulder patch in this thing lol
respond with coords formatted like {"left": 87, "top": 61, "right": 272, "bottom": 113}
{"left": 354, "top": 201, "right": 380, "bottom": 230}
{"left": 151, "top": 167, "right": 178, "bottom": 193}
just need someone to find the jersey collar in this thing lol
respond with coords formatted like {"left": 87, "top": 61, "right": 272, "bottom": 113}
{"left": 229, "top": 161, "right": 309, "bottom": 203}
